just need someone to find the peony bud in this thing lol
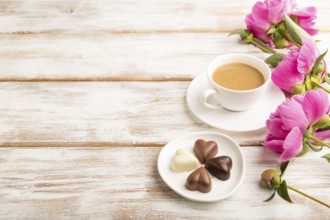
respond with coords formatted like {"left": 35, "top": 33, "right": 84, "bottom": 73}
{"left": 277, "top": 22, "right": 287, "bottom": 34}
{"left": 316, "top": 63, "right": 325, "bottom": 76}
{"left": 313, "top": 115, "right": 330, "bottom": 129}
{"left": 304, "top": 76, "right": 313, "bottom": 91}
{"left": 274, "top": 37, "right": 290, "bottom": 49}
{"left": 260, "top": 169, "right": 281, "bottom": 189}
{"left": 292, "top": 84, "right": 305, "bottom": 95}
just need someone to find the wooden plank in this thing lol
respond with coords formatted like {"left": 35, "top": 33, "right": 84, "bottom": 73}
{"left": 0, "top": 0, "right": 329, "bottom": 33}
{"left": 0, "top": 81, "right": 268, "bottom": 147}
{"left": 0, "top": 32, "right": 330, "bottom": 81}
{"left": 0, "top": 32, "right": 265, "bottom": 81}
{"left": 0, "top": 147, "right": 329, "bottom": 219}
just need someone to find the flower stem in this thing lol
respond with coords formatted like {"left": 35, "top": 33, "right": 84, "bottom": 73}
{"left": 283, "top": 31, "right": 301, "bottom": 48}
{"left": 287, "top": 185, "right": 330, "bottom": 208}
{"left": 306, "top": 136, "right": 330, "bottom": 148}
{"left": 311, "top": 80, "right": 330, "bottom": 94}
{"left": 250, "top": 38, "right": 276, "bottom": 54}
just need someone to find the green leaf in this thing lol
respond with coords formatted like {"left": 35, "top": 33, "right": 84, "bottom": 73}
{"left": 265, "top": 53, "right": 285, "bottom": 67}
{"left": 264, "top": 190, "right": 276, "bottom": 202}
{"left": 229, "top": 29, "right": 248, "bottom": 39}
{"left": 277, "top": 180, "right": 293, "bottom": 203}
{"left": 305, "top": 141, "right": 323, "bottom": 152}
{"left": 322, "top": 153, "right": 330, "bottom": 163}
{"left": 311, "top": 50, "right": 328, "bottom": 76}
{"left": 284, "top": 14, "right": 313, "bottom": 46}
{"left": 280, "top": 161, "right": 290, "bottom": 176}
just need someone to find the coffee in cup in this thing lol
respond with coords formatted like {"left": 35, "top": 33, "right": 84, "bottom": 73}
{"left": 202, "top": 54, "right": 271, "bottom": 111}
{"left": 212, "top": 63, "right": 265, "bottom": 91}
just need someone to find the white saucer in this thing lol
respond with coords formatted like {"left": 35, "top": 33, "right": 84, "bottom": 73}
{"left": 186, "top": 73, "right": 285, "bottom": 132}
{"left": 157, "top": 132, "right": 245, "bottom": 202}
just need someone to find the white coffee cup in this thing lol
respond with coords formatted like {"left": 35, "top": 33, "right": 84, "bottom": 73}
{"left": 202, "top": 54, "right": 271, "bottom": 111}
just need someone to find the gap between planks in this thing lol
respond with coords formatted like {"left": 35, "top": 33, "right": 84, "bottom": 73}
{"left": 0, "top": 30, "right": 250, "bottom": 35}
{"left": 1, "top": 28, "right": 330, "bottom": 37}
{"left": 0, "top": 77, "right": 191, "bottom": 82}
{"left": 0, "top": 141, "right": 262, "bottom": 148}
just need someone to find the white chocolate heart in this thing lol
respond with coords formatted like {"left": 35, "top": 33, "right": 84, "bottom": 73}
{"left": 170, "top": 149, "right": 200, "bottom": 172}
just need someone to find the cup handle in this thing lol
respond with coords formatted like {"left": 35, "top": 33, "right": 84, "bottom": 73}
{"left": 202, "top": 89, "right": 222, "bottom": 109}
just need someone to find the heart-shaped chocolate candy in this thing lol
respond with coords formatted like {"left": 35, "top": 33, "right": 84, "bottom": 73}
{"left": 205, "top": 156, "right": 232, "bottom": 180}
{"left": 185, "top": 167, "right": 212, "bottom": 193}
{"left": 193, "top": 139, "right": 218, "bottom": 164}
{"left": 170, "top": 149, "right": 200, "bottom": 172}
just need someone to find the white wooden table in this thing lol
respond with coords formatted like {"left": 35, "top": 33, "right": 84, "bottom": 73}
{"left": 0, "top": 0, "right": 329, "bottom": 219}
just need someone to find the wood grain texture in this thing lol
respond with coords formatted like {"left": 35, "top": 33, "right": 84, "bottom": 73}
{"left": 0, "top": 0, "right": 329, "bottom": 33}
{"left": 0, "top": 32, "right": 264, "bottom": 81}
{"left": 0, "top": 82, "right": 267, "bottom": 147}
{"left": 0, "top": 33, "right": 329, "bottom": 81}
{"left": 0, "top": 147, "right": 329, "bottom": 219}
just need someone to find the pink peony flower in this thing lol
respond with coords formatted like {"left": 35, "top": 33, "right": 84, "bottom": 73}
{"left": 290, "top": 6, "right": 318, "bottom": 36}
{"left": 245, "top": 0, "right": 318, "bottom": 46}
{"left": 271, "top": 37, "right": 320, "bottom": 93}
{"left": 264, "top": 89, "right": 329, "bottom": 162}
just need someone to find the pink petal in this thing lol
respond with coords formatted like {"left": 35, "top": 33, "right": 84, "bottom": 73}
{"left": 272, "top": 50, "right": 305, "bottom": 92}
{"left": 264, "top": 134, "right": 285, "bottom": 153}
{"left": 245, "top": 14, "right": 270, "bottom": 43}
{"left": 302, "top": 89, "right": 329, "bottom": 125}
{"left": 291, "top": 6, "right": 317, "bottom": 18}
{"left": 314, "top": 130, "right": 330, "bottom": 140}
{"left": 265, "top": 0, "right": 286, "bottom": 23}
{"left": 297, "top": 16, "right": 318, "bottom": 35}
{"left": 291, "top": 6, "right": 318, "bottom": 36}
{"left": 269, "top": 111, "right": 281, "bottom": 119}
{"left": 271, "top": 65, "right": 304, "bottom": 92}
{"left": 278, "top": 127, "right": 303, "bottom": 162}
{"left": 252, "top": 1, "right": 270, "bottom": 24}
{"left": 298, "top": 17, "right": 316, "bottom": 28}
{"left": 297, "top": 38, "right": 320, "bottom": 74}
{"left": 284, "top": 0, "right": 298, "bottom": 13}
{"left": 303, "top": 28, "right": 319, "bottom": 36}
{"left": 245, "top": 1, "right": 273, "bottom": 43}
{"left": 266, "top": 117, "right": 289, "bottom": 139}
{"left": 286, "top": 48, "right": 300, "bottom": 61}
{"left": 292, "top": 94, "right": 304, "bottom": 104}
{"left": 279, "top": 98, "right": 309, "bottom": 130}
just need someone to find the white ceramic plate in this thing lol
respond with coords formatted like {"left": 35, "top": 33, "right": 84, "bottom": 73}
{"left": 187, "top": 73, "right": 285, "bottom": 132}
{"left": 157, "top": 132, "right": 245, "bottom": 202}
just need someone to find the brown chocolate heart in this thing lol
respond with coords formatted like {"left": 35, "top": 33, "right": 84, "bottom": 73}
{"left": 193, "top": 139, "right": 218, "bottom": 164}
{"left": 185, "top": 167, "right": 212, "bottom": 193}
{"left": 205, "top": 156, "right": 232, "bottom": 181}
